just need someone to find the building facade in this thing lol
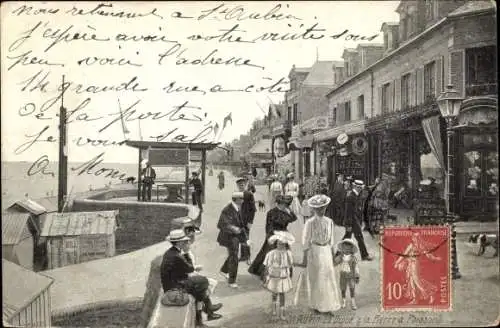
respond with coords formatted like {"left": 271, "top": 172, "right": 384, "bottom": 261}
{"left": 286, "top": 61, "right": 336, "bottom": 181}
{"left": 314, "top": 0, "right": 497, "bottom": 220}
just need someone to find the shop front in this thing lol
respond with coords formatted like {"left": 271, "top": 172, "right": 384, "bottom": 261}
{"left": 366, "top": 102, "right": 443, "bottom": 206}
{"left": 453, "top": 96, "right": 498, "bottom": 220}
{"left": 314, "top": 120, "right": 369, "bottom": 187}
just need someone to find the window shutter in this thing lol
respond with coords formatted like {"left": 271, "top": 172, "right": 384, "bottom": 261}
{"left": 394, "top": 78, "right": 401, "bottom": 111}
{"left": 436, "top": 56, "right": 444, "bottom": 95}
{"left": 416, "top": 67, "right": 424, "bottom": 104}
{"left": 388, "top": 81, "right": 394, "bottom": 112}
{"left": 450, "top": 51, "right": 464, "bottom": 97}
{"left": 378, "top": 86, "right": 383, "bottom": 115}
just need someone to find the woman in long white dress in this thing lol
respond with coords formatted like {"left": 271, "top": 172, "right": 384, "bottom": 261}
{"left": 301, "top": 194, "right": 342, "bottom": 313}
{"left": 284, "top": 173, "right": 302, "bottom": 219}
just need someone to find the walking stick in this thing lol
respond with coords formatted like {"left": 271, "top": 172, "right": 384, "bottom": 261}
{"left": 293, "top": 270, "right": 304, "bottom": 306}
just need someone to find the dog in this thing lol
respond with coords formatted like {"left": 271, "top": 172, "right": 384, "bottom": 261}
{"left": 126, "top": 176, "right": 136, "bottom": 184}
{"left": 469, "top": 234, "right": 499, "bottom": 256}
{"left": 257, "top": 200, "right": 266, "bottom": 211}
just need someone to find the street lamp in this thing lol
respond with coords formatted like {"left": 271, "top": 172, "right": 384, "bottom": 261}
{"left": 436, "top": 84, "right": 464, "bottom": 280}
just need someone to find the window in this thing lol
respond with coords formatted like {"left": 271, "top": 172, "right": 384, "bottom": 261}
{"left": 332, "top": 106, "right": 337, "bottom": 126}
{"left": 466, "top": 46, "right": 497, "bottom": 84}
{"left": 382, "top": 83, "right": 390, "bottom": 113}
{"left": 424, "top": 61, "right": 436, "bottom": 100}
{"left": 292, "top": 103, "right": 298, "bottom": 125}
{"left": 357, "top": 95, "right": 365, "bottom": 119}
{"left": 401, "top": 73, "right": 411, "bottom": 108}
{"left": 287, "top": 106, "right": 292, "bottom": 122}
{"left": 344, "top": 101, "right": 351, "bottom": 121}
{"left": 425, "top": 0, "right": 437, "bottom": 20}
{"left": 400, "top": 18, "right": 407, "bottom": 40}
{"left": 466, "top": 46, "right": 497, "bottom": 96}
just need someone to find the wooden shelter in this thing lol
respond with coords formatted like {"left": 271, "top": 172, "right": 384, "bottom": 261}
{"left": 40, "top": 210, "right": 118, "bottom": 269}
{"left": 2, "top": 259, "right": 54, "bottom": 327}
{"left": 125, "top": 141, "right": 220, "bottom": 202}
{"left": 2, "top": 212, "right": 39, "bottom": 270}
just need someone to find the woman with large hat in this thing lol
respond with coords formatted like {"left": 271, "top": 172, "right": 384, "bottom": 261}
{"left": 269, "top": 174, "right": 283, "bottom": 206}
{"left": 284, "top": 172, "right": 302, "bottom": 219}
{"left": 301, "top": 194, "right": 342, "bottom": 313}
{"left": 248, "top": 194, "right": 298, "bottom": 280}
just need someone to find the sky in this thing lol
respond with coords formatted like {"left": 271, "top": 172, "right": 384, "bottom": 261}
{"left": 1, "top": 1, "right": 400, "bottom": 164}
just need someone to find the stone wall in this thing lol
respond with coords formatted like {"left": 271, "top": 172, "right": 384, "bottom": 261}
{"left": 72, "top": 197, "right": 197, "bottom": 254}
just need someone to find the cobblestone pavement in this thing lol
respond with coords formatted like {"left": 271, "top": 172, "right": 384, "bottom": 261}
{"left": 195, "top": 172, "right": 499, "bottom": 328}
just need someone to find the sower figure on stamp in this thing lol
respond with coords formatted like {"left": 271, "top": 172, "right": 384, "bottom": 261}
{"left": 217, "top": 191, "right": 247, "bottom": 288}
{"left": 141, "top": 161, "right": 156, "bottom": 202}
{"left": 160, "top": 230, "right": 222, "bottom": 327}
{"left": 333, "top": 239, "right": 360, "bottom": 310}
{"left": 394, "top": 232, "right": 441, "bottom": 305}
{"left": 343, "top": 180, "right": 373, "bottom": 261}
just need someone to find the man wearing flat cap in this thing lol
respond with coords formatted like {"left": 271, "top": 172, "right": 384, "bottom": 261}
{"left": 236, "top": 176, "right": 256, "bottom": 263}
{"left": 217, "top": 191, "right": 247, "bottom": 288}
{"left": 189, "top": 171, "right": 204, "bottom": 212}
{"left": 343, "top": 180, "right": 373, "bottom": 261}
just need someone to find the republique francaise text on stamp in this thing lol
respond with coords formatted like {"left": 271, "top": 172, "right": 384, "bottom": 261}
{"left": 381, "top": 226, "right": 451, "bottom": 312}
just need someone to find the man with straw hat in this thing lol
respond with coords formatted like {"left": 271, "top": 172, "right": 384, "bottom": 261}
{"left": 235, "top": 175, "right": 256, "bottom": 264}
{"left": 217, "top": 191, "right": 247, "bottom": 288}
{"left": 141, "top": 161, "right": 156, "bottom": 201}
{"left": 343, "top": 180, "right": 373, "bottom": 261}
{"left": 161, "top": 229, "right": 222, "bottom": 326}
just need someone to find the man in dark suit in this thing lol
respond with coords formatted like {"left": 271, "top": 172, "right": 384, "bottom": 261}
{"left": 343, "top": 180, "right": 374, "bottom": 261}
{"left": 329, "top": 173, "right": 345, "bottom": 223}
{"left": 217, "top": 192, "right": 246, "bottom": 288}
{"left": 236, "top": 176, "right": 256, "bottom": 263}
{"left": 189, "top": 171, "right": 204, "bottom": 212}
{"left": 160, "top": 229, "right": 222, "bottom": 326}
{"left": 141, "top": 161, "right": 156, "bottom": 201}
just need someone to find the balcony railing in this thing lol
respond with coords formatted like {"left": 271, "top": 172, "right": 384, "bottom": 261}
{"left": 465, "top": 83, "right": 498, "bottom": 97}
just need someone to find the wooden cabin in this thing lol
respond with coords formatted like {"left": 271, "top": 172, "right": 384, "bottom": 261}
{"left": 2, "top": 213, "right": 39, "bottom": 270}
{"left": 6, "top": 198, "right": 53, "bottom": 271}
{"left": 40, "top": 210, "right": 118, "bottom": 269}
{"left": 2, "top": 259, "right": 54, "bottom": 327}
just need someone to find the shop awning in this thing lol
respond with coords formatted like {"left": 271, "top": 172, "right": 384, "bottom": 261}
{"left": 314, "top": 120, "right": 366, "bottom": 142}
{"left": 248, "top": 138, "right": 272, "bottom": 155}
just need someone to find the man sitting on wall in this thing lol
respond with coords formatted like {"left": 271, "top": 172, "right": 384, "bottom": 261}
{"left": 161, "top": 229, "right": 222, "bottom": 326}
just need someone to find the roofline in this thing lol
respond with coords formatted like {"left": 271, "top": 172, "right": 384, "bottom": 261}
{"left": 125, "top": 140, "right": 220, "bottom": 151}
{"left": 327, "top": 4, "right": 495, "bottom": 98}
{"left": 2, "top": 264, "right": 54, "bottom": 321}
{"left": 327, "top": 17, "right": 447, "bottom": 97}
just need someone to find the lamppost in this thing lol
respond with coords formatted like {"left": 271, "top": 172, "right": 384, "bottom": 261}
{"left": 436, "top": 84, "right": 464, "bottom": 280}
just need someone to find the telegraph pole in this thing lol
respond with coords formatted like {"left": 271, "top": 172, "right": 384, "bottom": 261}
{"left": 58, "top": 75, "right": 68, "bottom": 213}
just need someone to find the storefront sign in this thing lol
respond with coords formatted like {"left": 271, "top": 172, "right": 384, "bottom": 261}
{"left": 315, "top": 117, "right": 329, "bottom": 129}
{"left": 273, "top": 137, "right": 286, "bottom": 157}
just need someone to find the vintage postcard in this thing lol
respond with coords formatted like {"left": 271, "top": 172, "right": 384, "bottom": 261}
{"left": 1, "top": 1, "right": 498, "bottom": 328}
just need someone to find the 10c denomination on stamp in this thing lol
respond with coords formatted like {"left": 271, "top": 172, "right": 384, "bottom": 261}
{"left": 381, "top": 226, "right": 451, "bottom": 311}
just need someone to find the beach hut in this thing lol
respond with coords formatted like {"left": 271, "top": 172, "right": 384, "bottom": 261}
{"left": 2, "top": 259, "right": 54, "bottom": 327}
{"left": 40, "top": 210, "right": 119, "bottom": 269}
{"left": 2, "top": 212, "right": 39, "bottom": 270}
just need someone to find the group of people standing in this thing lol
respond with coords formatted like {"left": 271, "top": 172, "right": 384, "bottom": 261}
{"left": 160, "top": 170, "right": 377, "bottom": 327}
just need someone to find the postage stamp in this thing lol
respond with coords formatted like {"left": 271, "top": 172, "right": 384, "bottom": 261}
{"left": 381, "top": 226, "right": 451, "bottom": 311}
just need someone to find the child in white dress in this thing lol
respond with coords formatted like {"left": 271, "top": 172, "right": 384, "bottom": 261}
{"left": 263, "top": 231, "right": 295, "bottom": 320}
